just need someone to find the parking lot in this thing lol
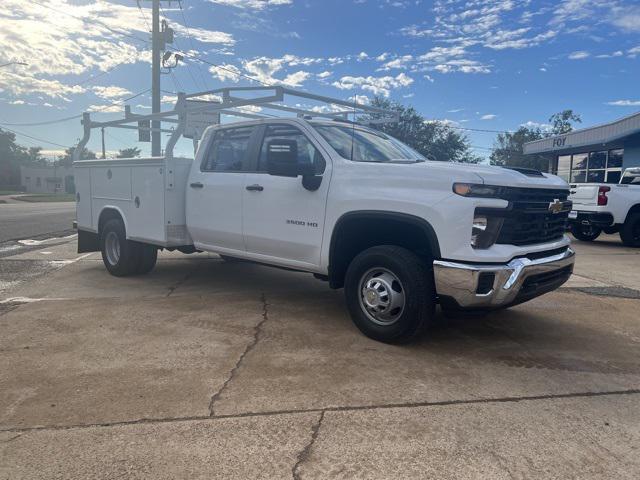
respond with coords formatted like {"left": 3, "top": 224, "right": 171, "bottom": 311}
{"left": 1, "top": 234, "right": 639, "bottom": 479}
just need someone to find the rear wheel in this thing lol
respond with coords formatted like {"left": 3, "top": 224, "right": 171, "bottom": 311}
{"left": 344, "top": 246, "right": 435, "bottom": 343}
{"left": 135, "top": 243, "right": 158, "bottom": 274}
{"left": 100, "top": 218, "right": 140, "bottom": 277}
{"left": 570, "top": 223, "right": 602, "bottom": 242}
{"left": 620, "top": 214, "right": 640, "bottom": 247}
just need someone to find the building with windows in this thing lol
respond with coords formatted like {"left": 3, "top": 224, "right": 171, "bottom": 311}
{"left": 20, "top": 165, "right": 74, "bottom": 194}
{"left": 524, "top": 111, "right": 640, "bottom": 184}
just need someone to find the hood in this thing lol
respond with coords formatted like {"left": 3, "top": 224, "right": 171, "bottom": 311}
{"left": 421, "top": 161, "right": 569, "bottom": 190}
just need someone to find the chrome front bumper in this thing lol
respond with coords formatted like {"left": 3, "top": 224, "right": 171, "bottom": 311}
{"left": 433, "top": 247, "right": 575, "bottom": 309}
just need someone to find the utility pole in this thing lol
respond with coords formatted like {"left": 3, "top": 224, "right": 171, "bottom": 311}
{"left": 147, "top": 0, "right": 175, "bottom": 156}
{"left": 151, "top": 0, "right": 161, "bottom": 157}
{"left": 101, "top": 128, "right": 106, "bottom": 159}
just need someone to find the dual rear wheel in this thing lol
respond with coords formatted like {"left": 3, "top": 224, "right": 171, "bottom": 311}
{"left": 100, "top": 218, "right": 158, "bottom": 276}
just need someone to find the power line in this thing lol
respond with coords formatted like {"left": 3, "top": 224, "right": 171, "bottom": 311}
{"left": 452, "top": 125, "right": 514, "bottom": 134}
{"left": 176, "top": 1, "right": 211, "bottom": 90}
{"left": 0, "top": 125, "right": 71, "bottom": 149}
{"left": 1, "top": 89, "right": 151, "bottom": 127}
{"left": 0, "top": 114, "right": 83, "bottom": 127}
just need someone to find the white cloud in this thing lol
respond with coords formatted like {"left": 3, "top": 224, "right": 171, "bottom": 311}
{"left": 209, "top": 64, "right": 242, "bottom": 83}
{"left": 628, "top": 46, "right": 640, "bottom": 57}
{"left": 606, "top": 100, "right": 640, "bottom": 106}
{"left": 0, "top": 0, "right": 233, "bottom": 101}
{"left": 521, "top": 121, "right": 552, "bottom": 132}
{"left": 568, "top": 50, "right": 590, "bottom": 60}
{"left": 609, "top": 5, "right": 640, "bottom": 32}
{"left": 317, "top": 71, "right": 333, "bottom": 79}
{"left": 595, "top": 50, "right": 624, "bottom": 58}
{"left": 92, "top": 86, "right": 132, "bottom": 100}
{"left": 241, "top": 55, "right": 319, "bottom": 87}
{"left": 480, "top": 114, "right": 497, "bottom": 120}
{"left": 88, "top": 104, "right": 122, "bottom": 113}
{"left": 207, "top": 0, "right": 292, "bottom": 9}
{"left": 332, "top": 73, "right": 414, "bottom": 97}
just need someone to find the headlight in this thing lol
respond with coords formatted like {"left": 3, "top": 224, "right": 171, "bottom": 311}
{"left": 471, "top": 214, "right": 503, "bottom": 249}
{"left": 453, "top": 183, "right": 504, "bottom": 198}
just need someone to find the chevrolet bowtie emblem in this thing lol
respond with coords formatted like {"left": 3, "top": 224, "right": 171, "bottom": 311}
{"left": 548, "top": 199, "right": 564, "bottom": 214}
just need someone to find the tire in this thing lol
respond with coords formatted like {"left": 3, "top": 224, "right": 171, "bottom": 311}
{"left": 219, "top": 255, "right": 244, "bottom": 263}
{"left": 570, "top": 223, "right": 602, "bottom": 242}
{"left": 344, "top": 245, "right": 435, "bottom": 343}
{"left": 135, "top": 243, "right": 158, "bottom": 274}
{"left": 620, "top": 213, "right": 640, "bottom": 247}
{"left": 100, "top": 218, "right": 140, "bottom": 277}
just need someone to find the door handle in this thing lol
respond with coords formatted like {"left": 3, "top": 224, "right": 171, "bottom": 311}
{"left": 246, "top": 184, "right": 264, "bottom": 192}
{"left": 190, "top": 182, "right": 204, "bottom": 189}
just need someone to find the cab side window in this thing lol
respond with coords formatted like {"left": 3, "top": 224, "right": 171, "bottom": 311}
{"left": 258, "top": 124, "right": 326, "bottom": 175}
{"left": 201, "top": 126, "right": 254, "bottom": 172}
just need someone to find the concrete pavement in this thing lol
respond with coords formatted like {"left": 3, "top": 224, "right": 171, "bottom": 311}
{"left": 1, "top": 234, "right": 639, "bottom": 479}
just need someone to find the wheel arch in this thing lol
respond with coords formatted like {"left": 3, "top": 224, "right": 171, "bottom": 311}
{"left": 98, "top": 206, "right": 128, "bottom": 237}
{"left": 624, "top": 204, "right": 640, "bottom": 224}
{"left": 328, "top": 210, "right": 441, "bottom": 289}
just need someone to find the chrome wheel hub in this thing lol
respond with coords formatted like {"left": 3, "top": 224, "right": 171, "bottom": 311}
{"left": 105, "top": 231, "right": 121, "bottom": 266}
{"left": 358, "top": 268, "right": 405, "bottom": 326}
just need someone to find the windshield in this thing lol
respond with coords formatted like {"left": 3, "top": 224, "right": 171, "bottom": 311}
{"left": 620, "top": 169, "right": 640, "bottom": 185}
{"left": 314, "top": 124, "right": 425, "bottom": 163}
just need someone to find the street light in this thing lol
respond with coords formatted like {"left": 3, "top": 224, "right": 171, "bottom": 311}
{"left": 0, "top": 62, "right": 28, "bottom": 68}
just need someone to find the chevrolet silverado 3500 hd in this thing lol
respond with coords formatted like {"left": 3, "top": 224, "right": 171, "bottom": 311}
{"left": 73, "top": 87, "right": 575, "bottom": 343}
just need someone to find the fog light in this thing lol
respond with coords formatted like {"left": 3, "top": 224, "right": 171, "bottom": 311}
{"left": 471, "top": 216, "right": 488, "bottom": 247}
{"left": 471, "top": 214, "right": 503, "bottom": 249}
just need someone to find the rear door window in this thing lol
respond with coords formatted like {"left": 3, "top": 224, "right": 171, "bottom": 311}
{"left": 201, "top": 126, "right": 255, "bottom": 172}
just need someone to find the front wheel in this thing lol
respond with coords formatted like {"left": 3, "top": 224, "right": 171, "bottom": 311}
{"left": 570, "top": 223, "right": 602, "bottom": 242}
{"left": 620, "top": 214, "right": 640, "bottom": 247}
{"left": 344, "top": 246, "right": 435, "bottom": 343}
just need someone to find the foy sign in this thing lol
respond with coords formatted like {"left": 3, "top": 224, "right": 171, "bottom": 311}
{"left": 552, "top": 136, "right": 567, "bottom": 149}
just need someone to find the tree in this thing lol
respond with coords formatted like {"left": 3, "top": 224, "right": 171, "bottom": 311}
{"left": 58, "top": 146, "right": 96, "bottom": 166}
{"left": 490, "top": 110, "right": 582, "bottom": 171}
{"left": 367, "top": 97, "right": 481, "bottom": 163}
{"left": 549, "top": 110, "right": 581, "bottom": 135}
{"left": 26, "top": 146, "right": 47, "bottom": 166}
{"left": 116, "top": 147, "right": 142, "bottom": 158}
{"left": 0, "top": 128, "right": 29, "bottom": 186}
{"left": 490, "top": 126, "right": 547, "bottom": 170}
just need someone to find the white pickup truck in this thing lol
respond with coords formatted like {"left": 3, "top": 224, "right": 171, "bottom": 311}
{"left": 568, "top": 167, "right": 640, "bottom": 247}
{"left": 73, "top": 87, "right": 575, "bottom": 343}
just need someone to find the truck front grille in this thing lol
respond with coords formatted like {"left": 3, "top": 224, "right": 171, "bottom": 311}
{"left": 494, "top": 188, "right": 571, "bottom": 246}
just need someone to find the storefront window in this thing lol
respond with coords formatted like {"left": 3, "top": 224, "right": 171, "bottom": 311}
{"left": 557, "top": 155, "right": 571, "bottom": 181}
{"left": 572, "top": 153, "right": 588, "bottom": 170}
{"left": 589, "top": 151, "right": 607, "bottom": 169}
{"left": 608, "top": 149, "right": 623, "bottom": 168}
{"left": 556, "top": 149, "right": 624, "bottom": 184}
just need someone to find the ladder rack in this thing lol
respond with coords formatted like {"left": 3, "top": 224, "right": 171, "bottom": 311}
{"left": 74, "top": 86, "right": 400, "bottom": 162}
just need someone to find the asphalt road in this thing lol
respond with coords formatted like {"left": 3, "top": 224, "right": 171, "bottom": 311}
{"left": 0, "top": 201, "right": 76, "bottom": 242}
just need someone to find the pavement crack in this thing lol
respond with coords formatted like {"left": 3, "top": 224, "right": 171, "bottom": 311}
{"left": 208, "top": 292, "right": 269, "bottom": 416}
{"left": 165, "top": 263, "right": 200, "bottom": 297}
{"left": 4, "top": 388, "right": 640, "bottom": 435}
{"left": 292, "top": 411, "right": 325, "bottom": 480}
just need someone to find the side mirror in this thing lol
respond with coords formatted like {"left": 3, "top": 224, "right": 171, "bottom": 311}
{"left": 267, "top": 139, "right": 299, "bottom": 177}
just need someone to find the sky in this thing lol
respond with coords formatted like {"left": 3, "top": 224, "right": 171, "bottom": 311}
{"left": 0, "top": 0, "right": 639, "bottom": 160}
